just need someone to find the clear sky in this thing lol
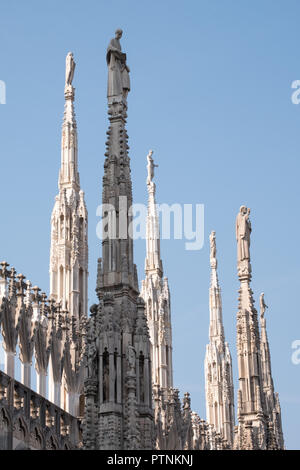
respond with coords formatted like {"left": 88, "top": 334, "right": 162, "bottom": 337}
{"left": 0, "top": 0, "right": 299, "bottom": 449}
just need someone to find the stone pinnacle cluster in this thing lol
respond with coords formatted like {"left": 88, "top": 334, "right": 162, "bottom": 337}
{"left": 0, "top": 30, "right": 284, "bottom": 451}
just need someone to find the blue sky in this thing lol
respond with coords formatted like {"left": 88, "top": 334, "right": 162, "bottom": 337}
{"left": 0, "top": 0, "right": 299, "bottom": 449}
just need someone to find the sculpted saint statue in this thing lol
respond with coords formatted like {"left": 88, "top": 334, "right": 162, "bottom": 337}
{"left": 106, "top": 29, "right": 130, "bottom": 100}
{"left": 65, "top": 52, "right": 75, "bottom": 86}
{"left": 209, "top": 231, "right": 216, "bottom": 260}
{"left": 259, "top": 292, "right": 268, "bottom": 319}
{"left": 146, "top": 150, "right": 158, "bottom": 185}
{"left": 235, "top": 206, "right": 251, "bottom": 263}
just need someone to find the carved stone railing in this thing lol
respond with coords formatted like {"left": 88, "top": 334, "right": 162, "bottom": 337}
{"left": 0, "top": 370, "right": 81, "bottom": 449}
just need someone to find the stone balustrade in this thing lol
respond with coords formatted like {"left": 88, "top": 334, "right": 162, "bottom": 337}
{"left": 0, "top": 261, "right": 86, "bottom": 418}
{"left": 0, "top": 370, "right": 81, "bottom": 449}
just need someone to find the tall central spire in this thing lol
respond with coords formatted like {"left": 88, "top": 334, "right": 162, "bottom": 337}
{"left": 204, "top": 231, "right": 234, "bottom": 447}
{"left": 96, "top": 29, "right": 137, "bottom": 294}
{"left": 83, "top": 30, "right": 154, "bottom": 451}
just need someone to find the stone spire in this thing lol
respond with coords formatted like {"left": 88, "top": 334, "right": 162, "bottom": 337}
{"left": 141, "top": 150, "right": 173, "bottom": 394}
{"left": 96, "top": 29, "right": 136, "bottom": 294}
{"left": 49, "top": 52, "right": 88, "bottom": 412}
{"left": 204, "top": 231, "right": 235, "bottom": 447}
{"left": 259, "top": 294, "right": 284, "bottom": 449}
{"left": 50, "top": 52, "right": 88, "bottom": 322}
{"left": 234, "top": 206, "right": 268, "bottom": 449}
{"left": 83, "top": 30, "right": 154, "bottom": 450}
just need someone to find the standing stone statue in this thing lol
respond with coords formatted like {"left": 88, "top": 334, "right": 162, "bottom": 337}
{"left": 259, "top": 292, "right": 268, "bottom": 319}
{"left": 127, "top": 345, "right": 136, "bottom": 373}
{"left": 209, "top": 231, "right": 216, "bottom": 260}
{"left": 236, "top": 206, "right": 251, "bottom": 263}
{"left": 65, "top": 52, "right": 76, "bottom": 87}
{"left": 106, "top": 29, "right": 130, "bottom": 100}
{"left": 146, "top": 150, "right": 158, "bottom": 185}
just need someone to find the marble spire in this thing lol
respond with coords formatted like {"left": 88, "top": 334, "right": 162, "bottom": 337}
{"left": 83, "top": 30, "right": 154, "bottom": 450}
{"left": 234, "top": 206, "right": 267, "bottom": 449}
{"left": 49, "top": 52, "right": 88, "bottom": 412}
{"left": 204, "top": 231, "right": 235, "bottom": 447}
{"left": 259, "top": 294, "right": 284, "bottom": 449}
{"left": 141, "top": 150, "right": 173, "bottom": 394}
{"left": 50, "top": 52, "right": 88, "bottom": 321}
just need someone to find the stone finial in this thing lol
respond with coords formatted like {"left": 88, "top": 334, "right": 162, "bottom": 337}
{"left": 8, "top": 267, "right": 16, "bottom": 298}
{"left": 106, "top": 28, "right": 130, "bottom": 101}
{"left": 32, "top": 286, "right": 41, "bottom": 303}
{"left": 236, "top": 206, "right": 251, "bottom": 275}
{"left": 25, "top": 280, "right": 32, "bottom": 307}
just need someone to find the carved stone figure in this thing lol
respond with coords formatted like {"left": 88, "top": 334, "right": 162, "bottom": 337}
{"left": 259, "top": 292, "right": 268, "bottom": 319}
{"left": 65, "top": 52, "right": 75, "bottom": 87}
{"left": 209, "top": 231, "right": 216, "bottom": 260}
{"left": 127, "top": 345, "right": 136, "bottom": 373}
{"left": 235, "top": 206, "right": 251, "bottom": 263}
{"left": 106, "top": 29, "right": 130, "bottom": 100}
{"left": 146, "top": 150, "right": 158, "bottom": 185}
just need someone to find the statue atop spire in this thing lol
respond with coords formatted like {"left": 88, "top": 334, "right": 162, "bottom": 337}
{"left": 236, "top": 205, "right": 251, "bottom": 263}
{"left": 142, "top": 149, "right": 173, "bottom": 391}
{"left": 83, "top": 31, "right": 154, "bottom": 450}
{"left": 106, "top": 28, "right": 130, "bottom": 101}
{"left": 65, "top": 52, "right": 76, "bottom": 88}
{"left": 209, "top": 230, "right": 217, "bottom": 267}
{"left": 49, "top": 51, "right": 88, "bottom": 417}
{"left": 234, "top": 207, "right": 284, "bottom": 449}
